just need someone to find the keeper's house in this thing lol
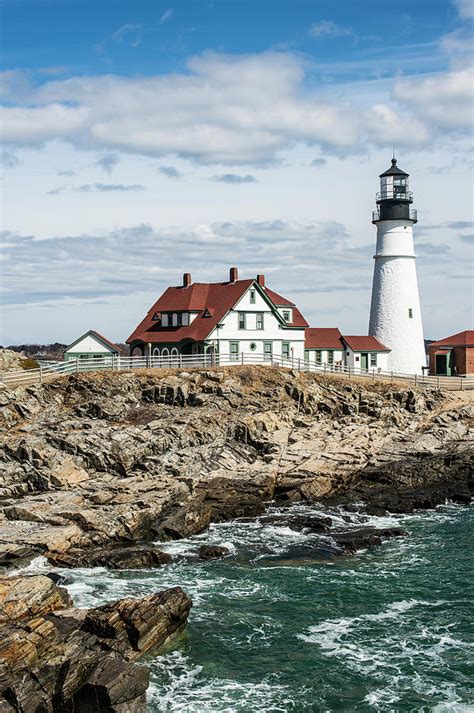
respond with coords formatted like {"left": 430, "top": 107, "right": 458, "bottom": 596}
{"left": 64, "top": 330, "right": 122, "bottom": 363}
{"left": 127, "top": 267, "right": 391, "bottom": 370}
{"left": 127, "top": 268, "right": 308, "bottom": 361}
{"left": 428, "top": 330, "right": 474, "bottom": 376}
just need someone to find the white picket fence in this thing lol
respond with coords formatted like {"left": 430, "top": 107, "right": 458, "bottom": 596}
{"left": 0, "top": 353, "right": 472, "bottom": 390}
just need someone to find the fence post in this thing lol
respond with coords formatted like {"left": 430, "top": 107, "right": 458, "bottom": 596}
{"left": 117, "top": 355, "right": 121, "bottom": 371}
{"left": 298, "top": 357, "right": 301, "bottom": 371}
{"left": 348, "top": 365, "right": 351, "bottom": 379}
{"left": 460, "top": 378, "right": 463, "bottom": 391}
{"left": 39, "top": 365, "right": 43, "bottom": 385}
{"left": 324, "top": 363, "right": 326, "bottom": 375}
{"left": 437, "top": 376, "right": 440, "bottom": 389}
{"left": 372, "top": 368, "right": 375, "bottom": 382}
{"left": 76, "top": 357, "right": 79, "bottom": 374}
{"left": 414, "top": 373, "right": 417, "bottom": 386}
{"left": 390, "top": 370, "right": 393, "bottom": 384}
{"left": 241, "top": 351, "right": 244, "bottom": 365}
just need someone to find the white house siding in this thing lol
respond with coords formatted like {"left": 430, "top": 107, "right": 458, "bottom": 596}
{"left": 344, "top": 348, "right": 389, "bottom": 372}
{"left": 305, "top": 349, "right": 344, "bottom": 366}
{"left": 207, "top": 287, "right": 305, "bottom": 360}
{"left": 65, "top": 334, "right": 115, "bottom": 355}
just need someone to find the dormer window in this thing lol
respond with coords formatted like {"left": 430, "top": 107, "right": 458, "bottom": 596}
{"left": 152, "top": 312, "right": 160, "bottom": 321}
{"left": 282, "top": 310, "right": 291, "bottom": 322}
{"left": 161, "top": 314, "right": 169, "bottom": 327}
{"left": 172, "top": 313, "right": 178, "bottom": 327}
{"left": 182, "top": 313, "right": 189, "bottom": 326}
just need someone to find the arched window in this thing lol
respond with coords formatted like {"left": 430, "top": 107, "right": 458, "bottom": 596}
{"left": 170, "top": 347, "right": 179, "bottom": 356}
{"left": 152, "top": 347, "right": 160, "bottom": 356}
{"left": 132, "top": 346, "right": 143, "bottom": 357}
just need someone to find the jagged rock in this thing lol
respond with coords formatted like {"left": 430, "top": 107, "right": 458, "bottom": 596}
{"left": 0, "top": 576, "right": 191, "bottom": 711}
{"left": 198, "top": 545, "right": 230, "bottom": 559}
{"left": 46, "top": 545, "right": 172, "bottom": 570}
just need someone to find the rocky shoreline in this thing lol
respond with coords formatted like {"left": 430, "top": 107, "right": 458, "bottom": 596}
{"left": 0, "top": 366, "right": 472, "bottom": 709}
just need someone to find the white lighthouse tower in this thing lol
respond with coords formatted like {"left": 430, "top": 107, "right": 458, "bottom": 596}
{"left": 369, "top": 157, "right": 426, "bottom": 374}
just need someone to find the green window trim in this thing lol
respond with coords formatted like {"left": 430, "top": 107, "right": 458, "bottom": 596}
{"left": 370, "top": 353, "right": 377, "bottom": 367}
{"left": 238, "top": 312, "right": 246, "bottom": 330}
{"left": 315, "top": 350, "right": 322, "bottom": 364}
{"left": 327, "top": 351, "right": 334, "bottom": 365}
{"left": 263, "top": 342, "right": 273, "bottom": 361}
{"left": 230, "top": 341, "right": 239, "bottom": 361}
{"left": 256, "top": 313, "right": 264, "bottom": 330}
{"left": 282, "top": 342, "right": 290, "bottom": 359}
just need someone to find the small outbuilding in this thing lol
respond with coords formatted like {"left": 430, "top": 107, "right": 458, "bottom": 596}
{"left": 64, "top": 330, "right": 122, "bottom": 363}
{"left": 341, "top": 335, "right": 390, "bottom": 372}
{"left": 428, "top": 330, "right": 474, "bottom": 376}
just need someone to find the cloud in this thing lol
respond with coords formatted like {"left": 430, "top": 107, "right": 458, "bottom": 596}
{"left": 458, "top": 233, "right": 474, "bottom": 243}
{"left": 76, "top": 183, "right": 145, "bottom": 192}
{"left": 47, "top": 183, "right": 145, "bottom": 195}
{"left": 310, "top": 158, "right": 326, "bottom": 168}
{"left": 0, "top": 149, "right": 20, "bottom": 168}
{"left": 393, "top": 67, "right": 474, "bottom": 131}
{"left": 211, "top": 173, "right": 257, "bottom": 184}
{"left": 454, "top": 0, "right": 474, "bottom": 19}
{"left": 158, "top": 165, "right": 182, "bottom": 179}
{"left": 96, "top": 24, "right": 142, "bottom": 54}
{"left": 96, "top": 153, "right": 120, "bottom": 174}
{"left": 309, "top": 20, "right": 352, "bottom": 38}
{"left": 0, "top": 51, "right": 471, "bottom": 164}
{"left": 160, "top": 9, "right": 173, "bottom": 24}
{"left": 57, "top": 169, "right": 75, "bottom": 176}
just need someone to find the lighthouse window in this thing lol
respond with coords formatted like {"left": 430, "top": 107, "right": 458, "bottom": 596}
{"left": 408, "top": 308, "right": 413, "bottom": 319}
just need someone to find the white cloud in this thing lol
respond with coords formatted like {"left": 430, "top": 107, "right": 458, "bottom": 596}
{"left": 1, "top": 51, "right": 454, "bottom": 164}
{"left": 211, "top": 174, "right": 257, "bottom": 184}
{"left": 309, "top": 20, "right": 352, "bottom": 38}
{"left": 393, "top": 66, "right": 474, "bottom": 131}
{"left": 96, "top": 153, "right": 120, "bottom": 174}
{"left": 454, "top": 0, "right": 474, "bottom": 19}
{"left": 160, "top": 8, "right": 173, "bottom": 24}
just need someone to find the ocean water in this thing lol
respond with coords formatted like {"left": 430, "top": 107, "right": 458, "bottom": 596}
{"left": 30, "top": 503, "right": 474, "bottom": 712}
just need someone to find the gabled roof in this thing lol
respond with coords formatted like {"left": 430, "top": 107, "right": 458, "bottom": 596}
{"left": 127, "top": 277, "right": 308, "bottom": 345}
{"left": 429, "top": 330, "right": 474, "bottom": 348}
{"left": 65, "top": 329, "right": 122, "bottom": 354}
{"left": 305, "top": 328, "right": 343, "bottom": 349}
{"left": 342, "top": 335, "right": 390, "bottom": 352}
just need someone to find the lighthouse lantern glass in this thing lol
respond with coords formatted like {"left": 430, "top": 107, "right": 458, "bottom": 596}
{"left": 380, "top": 175, "right": 408, "bottom": 200}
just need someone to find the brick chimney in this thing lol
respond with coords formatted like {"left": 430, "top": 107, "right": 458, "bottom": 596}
{"left": 256, "top": 274, "right": 265, "bottom": 287}
{"left": 183, "top": 272, "right": 191, "bottom": 288}
{"left": 229, "top": 267, "right": 238, "bottom": 283}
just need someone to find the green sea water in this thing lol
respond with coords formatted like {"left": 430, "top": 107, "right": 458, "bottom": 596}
{"left": 54, "top": 503, "right": 472, "bottom": 712}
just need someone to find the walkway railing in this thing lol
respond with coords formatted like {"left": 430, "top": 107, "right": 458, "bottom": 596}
{"left": 0, "top": 353, "right": 471, "bottom": 390}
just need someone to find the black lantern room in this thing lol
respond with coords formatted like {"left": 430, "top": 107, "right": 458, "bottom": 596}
{"left": 372, "top": 157, "right": 417, "bottom": 223}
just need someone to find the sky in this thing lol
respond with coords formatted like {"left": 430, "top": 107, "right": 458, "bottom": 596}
{"left": 0, "top": 0, "right": 473, "bottom": 345}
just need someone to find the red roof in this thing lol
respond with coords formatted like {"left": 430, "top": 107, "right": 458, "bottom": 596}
{"left": 127, "top": 278, "right": 307, "bottom": 345}
{"left": 429, "top": 330, "right": 474, "bottom": 349}
{"left": 342, "top": 335, "right": 390, "bottom": 352}
{"left": 305, "top": 328, "right": 343, "bottom": 349}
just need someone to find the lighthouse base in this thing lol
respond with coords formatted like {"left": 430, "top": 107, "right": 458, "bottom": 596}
{"left": 369, "top": 256, "right": 426, "bottom": 375}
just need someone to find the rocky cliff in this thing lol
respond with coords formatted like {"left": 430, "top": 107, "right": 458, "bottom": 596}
{"left": 0, "top": 366, "right": 472, "bottom": 710}
{"left": 0, "top": 366, "right": 471, "bottom": 566}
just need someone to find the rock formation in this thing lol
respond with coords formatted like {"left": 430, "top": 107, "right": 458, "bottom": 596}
{"left": 0, "top": 574, "right": 191, "bottom": 710}
{"left": 0, "top": 366, "right": 472, "bottom": 709}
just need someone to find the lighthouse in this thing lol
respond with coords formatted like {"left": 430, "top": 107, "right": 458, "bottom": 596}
{"left": 369, "top": 157, "right": 426, "bottom": 374}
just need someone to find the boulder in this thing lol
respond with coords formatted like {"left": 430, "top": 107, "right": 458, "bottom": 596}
{"left": 198, "top": 545, "right": 230, "bottom": 560}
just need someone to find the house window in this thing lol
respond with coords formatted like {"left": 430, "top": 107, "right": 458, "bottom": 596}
{"left": 250, "top": 289, "right": 256, "bottom": 304}
{"left": 250, "top": 342, "right": 257, "bottom": 351}
{"left": 152, "top": 312, "right": 160, "bottom": 321}
{"left": 172, "top": 313, "right": 178, "bottom": 327}
{"left": 355, "top": 356, "right": 360, "bottom": 362}
{"left": 282, "top": 342, "right": 290, "bottom": 359}
{"left": 263, "top": 342, "right": 272, "bottom": 361}
{"left": 93, "top": 355, "right": 104, "bottom": 361}
{"left": 230, "top": 341, "right": 239, "bottom": 361}
{"left": 408, "top": 308, "right": 413, "bottom": 318}
{"left": 282, "top": 310, "right": 290, "bottom": 322}
{"left": 256, "top": 313, "right": 264, "bottom": 330}
{"left": 162, "top": 314, "right": 169, "bottom": 327}
{"left": 370, "top": 353, "right": 377, "bottom": 367}
{"left": 238, "top": 312, "right": 246, "bottom": 330}
{"left": 315, "top": 350, "right": 322, "bottom": 364}
{"left": 181, "top": 313, "right": 189, "bottom": 326}
{"left": 328, "top": 351, "right": 334, "bottom": 365}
